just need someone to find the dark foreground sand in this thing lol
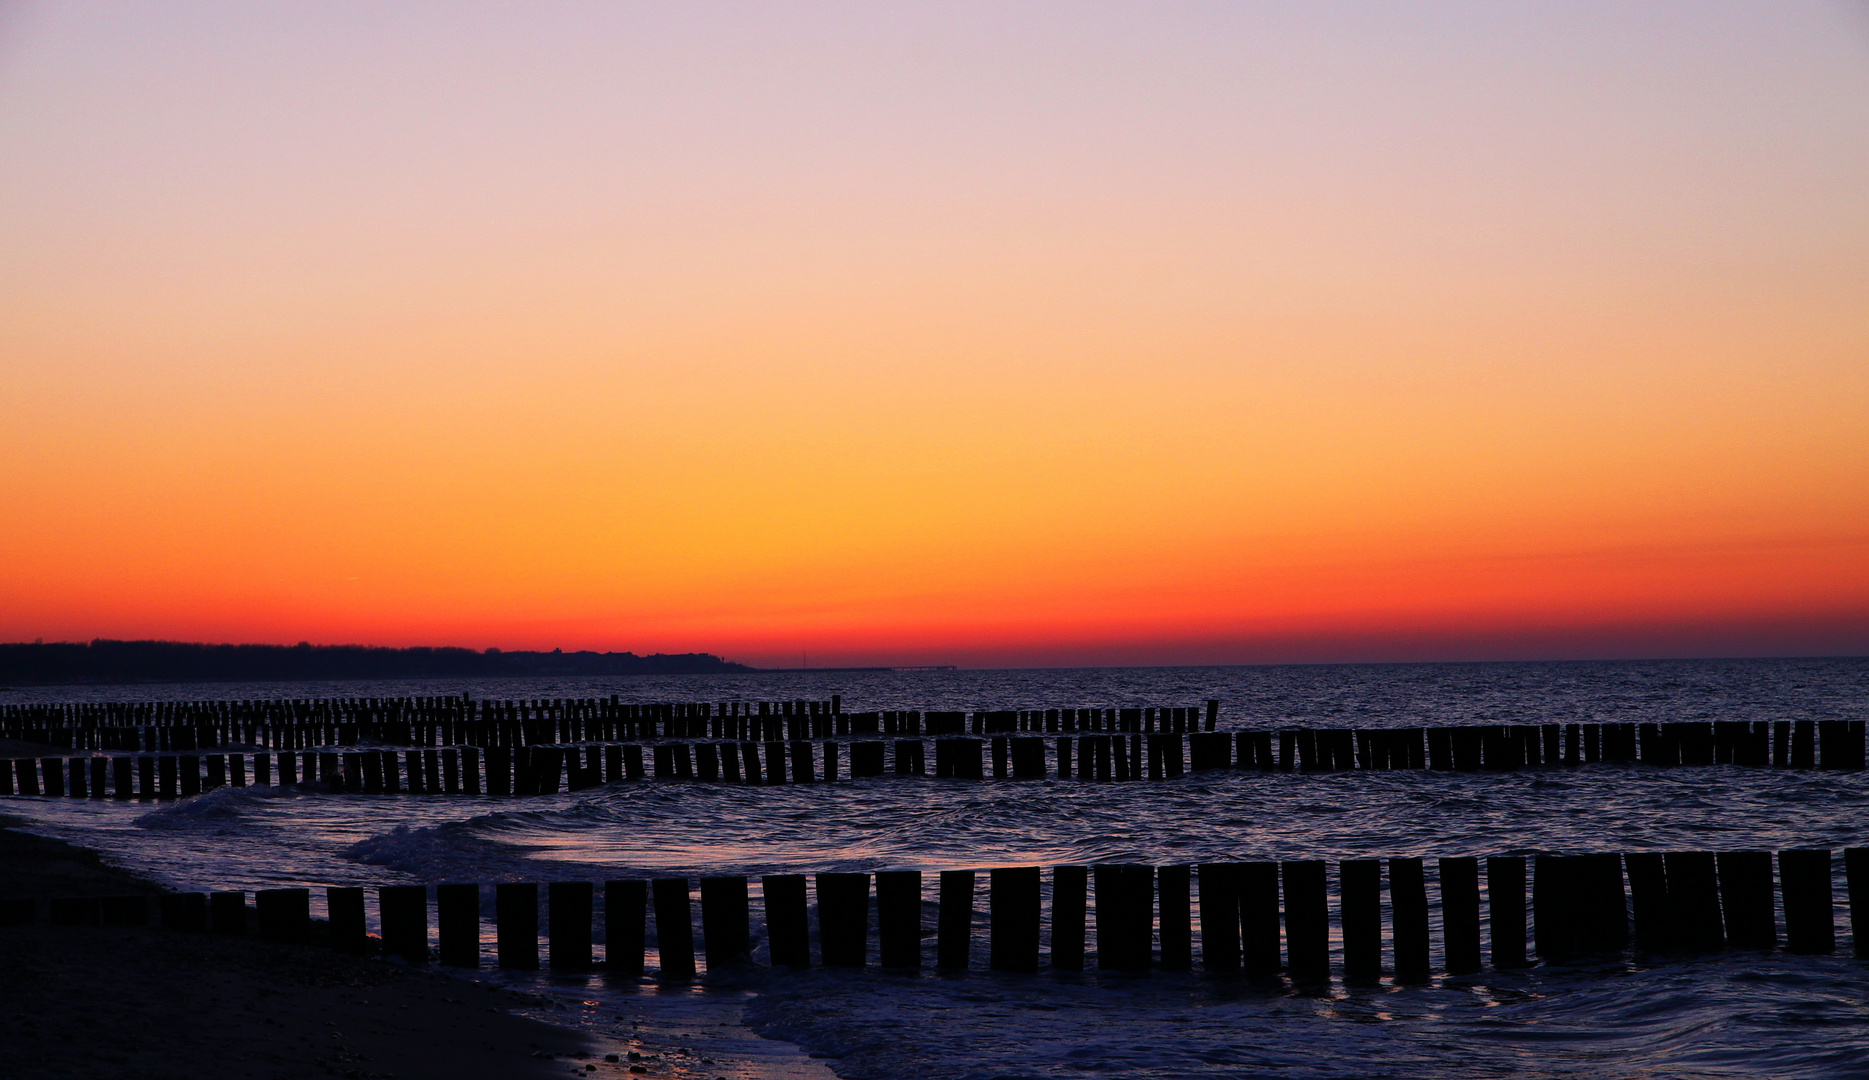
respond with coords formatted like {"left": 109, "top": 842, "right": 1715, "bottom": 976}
{"left": 0, "top": 817, "right": 834, "bottom": 1080}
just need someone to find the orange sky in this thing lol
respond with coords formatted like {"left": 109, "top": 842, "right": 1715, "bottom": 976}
{"left": 2, "top": 2, "right": 1866, "bottom": 666}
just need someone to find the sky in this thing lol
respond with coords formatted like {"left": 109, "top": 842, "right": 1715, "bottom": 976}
{"left": 1, "top": 1, "right": 1866, "bottom": 668}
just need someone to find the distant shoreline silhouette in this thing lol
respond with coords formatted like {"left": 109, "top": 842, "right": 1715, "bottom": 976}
{"left": 0, "top": 639, "right": 753, "bottom": 686}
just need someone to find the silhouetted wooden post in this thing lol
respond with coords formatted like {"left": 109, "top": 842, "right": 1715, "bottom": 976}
{"left": 1198, "top": 863, "right": 1241, "bottom": 973}
{"left": 1241, "top": 861, "right": 1282, "bottom": 977}
{"left": 989, "top": 867, "right": 1041, "bottom": 972}
{"left": 652, "top": 877, "right": 695, "bottom": 980}
{"left": 1778, "top": 849, "right": 1834, "bottom": 955}
{"left": 496, "top": 883, "right": 539, "bottom": 969}
{"left": 1390, "top": 858, "right": 1429, "bottom": 982}
{"left": 1716, "top": 851, "right": 1776, "bottom": 950}
{"left": 1846, "top": 849, "right": 1869, "bottom": 959}
{"left": 1792, "top": 720, "right": 1816, "bottom": 768}
{"left": 1663, "top": 852, "right": 1724, "bottom": 953}
{"left": 1533, "top": 856, "right": 1579, "bottom": 963}
{"left": 1624, "top": 852, "right": 1669, "bottom": 952}
{"left": 1151, "top": 864, "right": 1189, "bottom": 972}
{"left": 605, "top": 880, "right": 647, "bottom": 975}
{"left": 1439, "top": 857, "right": 1481, "bottom": 974}
{"left": 1051, "top": 865, "right": 1087, "bottom": 971}
{"left": 1010, "top": 737, "right": 1046, "bottom": 778}
{"left": 1426, "top": 729, "right": 1453, "bottom": 770}
{"left": 762, "top": 875, "right": 810, "bottom": 968}
{"left": 437, "top": 883, "right": 479, "bottom": 967}
{"left": 876, "top": 870, "right": 922, "bottom": 968}
{"left": 816, "top": 873, "right": 870, "bottom": 967}
{"left": 256, "top": 888, "right": 310, "bottom": 944}
{"left": 160, "top": 892, "right": 207, "bottom": 932}
{"left": 210, "top": 891, "right": 246, "bottom": 935}
{"left": 327, "top": 887, "right": 366, "bottom": 954}
{"left": 380, "top": 885, "right": 429, "bottom": 962}
{"left": 937, "top": 870, "right": 975, "bottom": 970}
{"left": 1487, "top": 857, "right": 1528, "bottom": 967}
{"left": 787, "top": 740, "right": 814, "bottom": 783}
{"left": 1340, "top": 859, "right": 1381, "bottom": 985}
{"left": 700, "top": 876, "right": 750, "bottom": 971}
{"left": 1095, "top": 864, "right": 1154, "bottom": 972}
{"left": 1282, "top": 861, "right": 1328, "bottom": 984}
{"left": 550, "top": 881, "right": 594, "bottom": 972}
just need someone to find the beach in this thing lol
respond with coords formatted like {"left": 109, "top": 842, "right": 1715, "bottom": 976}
{"left": 0, "top": 816, "right": 831, "bottom": 1080}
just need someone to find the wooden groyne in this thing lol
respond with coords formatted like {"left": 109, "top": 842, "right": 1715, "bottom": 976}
{"left": 0, "top": 697, "right": 1216, "bottom": 750}
{"left": 7, "top": 848, "right": 1865, "bottom": 984}
{"left": 6, "top": 726, "right": 1867, "bottom": 800}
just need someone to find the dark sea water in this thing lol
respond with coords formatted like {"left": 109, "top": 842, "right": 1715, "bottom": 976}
{"left": 7, "top": 658, "right": 1869, "bottom": 1079}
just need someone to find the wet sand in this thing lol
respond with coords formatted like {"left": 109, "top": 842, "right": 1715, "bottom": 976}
{"left": 0, "top": 816, "right": 836, "bottom": 1080}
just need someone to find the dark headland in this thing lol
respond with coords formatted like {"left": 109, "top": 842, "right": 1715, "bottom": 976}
{"left": 0, "top": 639, "right": 754, "bottom": 686}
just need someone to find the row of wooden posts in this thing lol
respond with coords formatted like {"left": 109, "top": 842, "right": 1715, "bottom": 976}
{"left": 8, "top": 719, "right": 1869, "bottom": 801}
{"left": 0, "top": 698, "right": 1221, "bottom": 752}
{"left": 10, "top": 849, "right": 1866, "bottom": 982}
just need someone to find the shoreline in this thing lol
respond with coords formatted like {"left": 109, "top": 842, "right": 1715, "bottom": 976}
{"left": 0, "top": 815, "right": 836, "bottom": 1080}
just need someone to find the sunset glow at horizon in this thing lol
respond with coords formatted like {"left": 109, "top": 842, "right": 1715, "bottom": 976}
{"left": 3, "top": 2, "right": 1866, "bottom": 668}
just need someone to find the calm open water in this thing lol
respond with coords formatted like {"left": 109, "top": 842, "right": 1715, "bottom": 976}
{"left": 7, "top": 658, "right": 1869, "bottom": 1079}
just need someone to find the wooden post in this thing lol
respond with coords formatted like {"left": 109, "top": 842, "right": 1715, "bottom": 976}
{"left": 1624, "top": 852, "right": 1669, "bottom": 952}
{"left": 380, "top": 885, "right": 428, "bottom": 962}
{"left": 604, "top": 880, "right": 647, "bottom": 975}
{"left": 1439, "top": 857, "right": 1481, "bottom": 974}
{"left": 496, "top": 883, "right": 539, "bottom": 969}
{"left": 1050, "top": 865, "right": 1087, "bottom": 972}
{"left": 1533, "top": 855, "right": 1579, "bottom": 963}
{"left": 1240, "top": 861, "right": 1282, "bottom": 977}
{"left": 1716, "top": 851, "right": 1776, "bottom": 950}
{"left": 161, "top": 892, "right": 208, "bottom": 932}
{"left": 1340, "top": 859, "right": 1382, "bottom": 985}
{"left": 1157, "top": 864, "right": 1192, "bottom": 972}
{"left": 210, "top": 891, "right": 246, "bottom": 935}
{"left": 1846, "top": 849, "right": 1869, "bottom": 959}
{"left": 1663, "top": 852, "right": 1724, "bottom": 952}
{"left": 1282, "top": 861, "right": 1328, "bottom": 984}
{"left": 1778, "top": 849, "right": 1834, "bottom": 955}
{"left": 1095, "top": 865, "right": 1154, "bottom": 972}
{"left": 937, "top": 869, "right": 974, "bottom": 970}
{"left": 1390, "top": 858, "right": 1429, "bottom": 982}
{"left": 1792, "top": 720, "right": 1816, "bottom": 768}
{"left": 1198, "top": 863, "right": 1241, "bottom": 973}
{"left": 255, "top": 888, "right": 310, "bottom": 944}
{"left": 1562, "top": 852, "right": 1623, "bottom": 954}
{"left": 327, "top": 888, "right": 366, "bottom": 954}
{"left": 437, "top": 883, "right": 479, "bottom": 967}
{"left": 549, "top": 881, "right": 594, "bottom": 972}
{"left": 652, "top": 878, "right": 695, "bottom": 980}
{"left": 876, "top": 870, "right": 922, "bottom": 968}
{"left": 1487, "top": 856, "right": 1528, "bottom": 968}
{"left": 762, "top": 874, "right": 810, "bottom": 968}
{"left": 700, "top": 876, "right": 750, "bottom": 971}
{"left": 989, "top": 867, "right": 1041, "bottom": 972}
{"left": 1010, "top": 737, "right": 1046, "bottom": 778}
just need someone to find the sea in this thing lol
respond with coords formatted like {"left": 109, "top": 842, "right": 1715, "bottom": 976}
{"left": 6, "top": 657, "right": 1869, "bottom": 1079}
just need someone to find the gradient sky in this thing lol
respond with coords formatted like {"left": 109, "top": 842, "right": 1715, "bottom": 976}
{"left": 2, "top": 1, "right": 1866, "bottom": 667}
